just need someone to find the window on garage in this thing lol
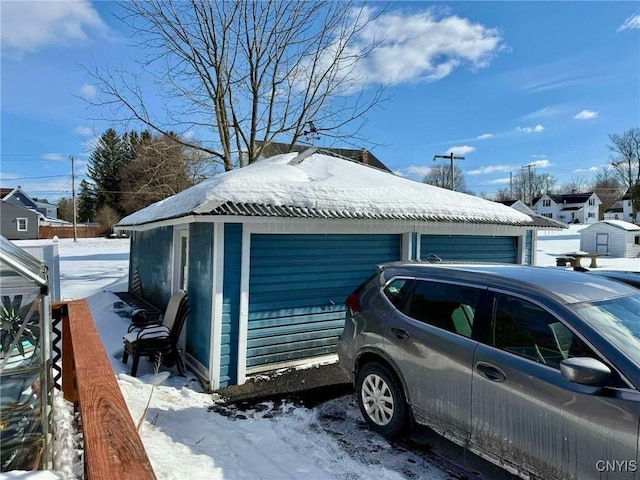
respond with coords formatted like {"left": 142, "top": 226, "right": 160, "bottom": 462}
{"left": 17, "top": 218, "right": 27, "bottom": 231}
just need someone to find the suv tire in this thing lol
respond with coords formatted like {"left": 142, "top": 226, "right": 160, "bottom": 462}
{"left": 356, "top": 362, "right": 407, "bottom": 438}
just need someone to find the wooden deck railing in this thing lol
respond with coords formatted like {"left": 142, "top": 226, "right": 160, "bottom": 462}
{"left": 53, "top": 300, "right": 156, "bottom": 480}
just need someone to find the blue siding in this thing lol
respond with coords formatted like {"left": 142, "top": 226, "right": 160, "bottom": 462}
{"left": 411, "top": 233, "right": 418, "bottom": 260}
{"left": 130, "top": 227, "right": 173, "bottom": 309}
{"left": 187, "top": 223, "right": 214, "bottom": 369}
{"left": 220, "top": 224, "right": 242, "bottom": 387}
{"left": 525, "top": 231, "right": 533, "bottom": 265}
{"left": 247, "top": 234, "right": 401, "bottom": 369}
{"left": 420, "top": 235, "right": 517, "bottom": 263}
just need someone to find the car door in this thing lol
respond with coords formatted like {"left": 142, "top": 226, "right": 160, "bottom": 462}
{"left": 470, "top": 291, "right": 640, "bottom": 480}
{"left": 383, "top": 279, "right": 485, "bottom": 446}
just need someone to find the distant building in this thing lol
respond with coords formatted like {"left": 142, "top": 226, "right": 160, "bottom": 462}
{"left": 0, "top": 201, "right": 40, "bottom": 240}
{"left": 531, "top": 192, "right": 601, "bottom": 224}
{"left": 603, "top": 190, "right": 639, "bottom": 223}
{"left": 580, "top": 220, "right": 640, "bottom": 258}
{"left": 1, "top": 186, "right": 58, "bottom": 219}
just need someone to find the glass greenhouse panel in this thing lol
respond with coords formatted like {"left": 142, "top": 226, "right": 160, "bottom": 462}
{"left": 0, "top": 236, "right": 52, "bottom": 472}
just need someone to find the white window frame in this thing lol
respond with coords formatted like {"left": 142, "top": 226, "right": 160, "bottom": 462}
{"left": 16, "top": 218, "right": 28, "bottom": 231}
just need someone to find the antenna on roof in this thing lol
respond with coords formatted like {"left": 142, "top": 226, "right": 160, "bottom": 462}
{"left": 302, "top": 120, "right": 320, "bottom": 143}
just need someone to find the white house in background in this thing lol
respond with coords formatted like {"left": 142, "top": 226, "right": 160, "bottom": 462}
{"left": 580, "top": 220, "right": 640, "bottom": 258}
{"left": 603, "top": 190, "right": 640, "bottom": 223}
{"left": 531, "top": 192, "right": 601, "bottom": 224}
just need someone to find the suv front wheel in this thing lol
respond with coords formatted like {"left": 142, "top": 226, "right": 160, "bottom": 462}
{"left": 356, "top": 362, "right": 407, "bottom": 438}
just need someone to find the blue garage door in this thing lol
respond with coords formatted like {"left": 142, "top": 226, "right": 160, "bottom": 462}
{"left": 420, "top": 235, "right": 517, "bottom": 263}
{"left": 247, "top": 234, "right": 401, "bottom": 370}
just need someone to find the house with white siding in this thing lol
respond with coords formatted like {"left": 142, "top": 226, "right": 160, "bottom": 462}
{"left": 116, "top": 150, "right": 562, "bottom": 389}
{"left": 603, "top": 190, "right": 640, "bottom": 223}
{"left": 580, "top": 220, "right": 640, "bottom": 258}
{"left": 531, "top": 192, "right": 601, "bottom": 224}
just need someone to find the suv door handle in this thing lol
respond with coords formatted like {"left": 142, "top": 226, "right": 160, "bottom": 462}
{"left": 476, "top": 362, "right": 506, "bottom": 383}
{"left": 390, "top": 327, "right": 410, "bottom": 340}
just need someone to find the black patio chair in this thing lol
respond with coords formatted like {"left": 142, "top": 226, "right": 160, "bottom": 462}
{"left": 122, "top": 291, "right": 190, "bottom": 377}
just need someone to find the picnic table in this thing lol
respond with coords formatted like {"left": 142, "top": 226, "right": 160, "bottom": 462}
{"left": 557, "top": 251, "right": 606, "bottom": 269}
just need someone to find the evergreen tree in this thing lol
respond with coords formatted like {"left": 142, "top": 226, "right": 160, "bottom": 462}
{"left": 77, "top": 179, "right": 97, "bottom": 222}
{"left": 87, "top": 128, "right": 130, "bottom": 215}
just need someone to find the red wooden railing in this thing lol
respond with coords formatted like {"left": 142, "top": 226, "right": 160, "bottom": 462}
{"left": 53, "top": 300, "right": 156, "bottom": 480}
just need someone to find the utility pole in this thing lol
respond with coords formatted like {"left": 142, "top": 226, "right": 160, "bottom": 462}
{"left": 509, "top": 171, "right": 513, "bottom": 198}
{"left": 522, "top": 163, "right": 535, "bottom": 206}
{"left": 70, "top": 156, "right": 78, "bottom": 242}
{"left": 433, "top": 152, "right": 465, "bottom": 191}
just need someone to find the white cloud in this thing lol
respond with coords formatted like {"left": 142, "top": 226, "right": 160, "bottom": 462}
{"left": 445, "top": 145, "right": 475, "bottom": 156}
{"left": 43, "top": 153, "right": 66, "bottom": 161}
{"left": 574, "top": 166, "right": 599, "bottom": 173}
{"left": 80, "top": 84, "right": 97, "bottom": 99}
{"left": 299, "top": 7, "right": 505, "bottom": 91}
{"left": 573, "top": 109, "right": 598, "bottom": 120}
{"left": 516, "top": 125, "right": 544, "bottom": 134}
{"left": 521, "top": 105, "right": 565, "bottom": 120}
{"left": 618, "top": 14, "right": 640, "bottom": 31}
{"left": 405, "top": 166, "right": 433, "bottom": 177}
{"left": 1, "top": 0, "right": 110, "bottom": 57}
{"left": 531, "top": 159, "right": 551, "bottom": 168}
{"left": 74, "top": 126, "right": 93, "bottom": 137}
{"left": 489, "top": 177, "right": 511, "bottom": 185}
{"left": 476, "top": 133, "right": 493, "bottom": 140}
{"left": 467, "top": 165, "right": 512, "bottom": 175}
{"left": 84, "top": 136, "right": 101, "bottom": 151}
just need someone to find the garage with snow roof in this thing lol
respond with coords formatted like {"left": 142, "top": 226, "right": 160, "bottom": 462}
{"left": 116, "top": 148, "right": 554, "bottom": 389}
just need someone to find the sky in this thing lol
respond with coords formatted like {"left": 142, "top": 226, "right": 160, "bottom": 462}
{"left": 8, "top": 227, "right": 640, "bottom": 479}
{"left": 1, "top": 1, "right": 639, "bottom": 203}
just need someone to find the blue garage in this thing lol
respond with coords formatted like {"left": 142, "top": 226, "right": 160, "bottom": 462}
{"left": 117, "top": 149, "right": 551, "bottom": 389}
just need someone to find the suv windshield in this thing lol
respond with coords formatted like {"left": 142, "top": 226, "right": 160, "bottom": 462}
{"left": 570, "top": 293, "right": 640, "bottom": 369}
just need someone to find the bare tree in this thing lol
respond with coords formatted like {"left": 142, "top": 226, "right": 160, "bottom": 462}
{"left": 423, "top": 165, "right": 468, "bottom": 192}
{"left": 56, "top": 197, "right": 75, "bottom": 223}
{"left": 121, "top": 133, "right": 212, "bottom": 214}
{"left": 87, "top": 1, "right": 386, "bottom": 171}
{"left": 609, "top": 128, "right": 640, "bottom": 221}
{"left": 95, "top": 205, "right": 121, "bottom": 234}
{"left": 510, "top": 169, "right": 556, "bottom": 205}
{"left": 592, "top": 168, "right": 624, "bottom": 218}
{"left": 558, "top": 175, "right": 590, "bottom": 194}
{"left": 491, "top": 188, "right": 516, "bottom": 202}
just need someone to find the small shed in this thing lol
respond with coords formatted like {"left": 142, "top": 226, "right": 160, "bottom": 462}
{"left": 580, "top": 220, "right": 640, "bottom": 258}
{"left": 116, "top": 150, "right": 558, "bottom": 389}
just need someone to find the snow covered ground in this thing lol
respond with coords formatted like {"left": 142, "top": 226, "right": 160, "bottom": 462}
{"left": 4, "top": 225, "right": 639, "bottom": 480}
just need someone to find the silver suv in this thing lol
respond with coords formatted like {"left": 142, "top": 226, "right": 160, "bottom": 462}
{"left": 337, "top": 263, "right": 640, "bottom": 480}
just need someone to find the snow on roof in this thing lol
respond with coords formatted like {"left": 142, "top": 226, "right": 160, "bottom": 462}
{"left": 118, "top": 152, "right": 534, "bottom": 227}
{"left": 584, "top": 220, "right": 640, "bottom": 231}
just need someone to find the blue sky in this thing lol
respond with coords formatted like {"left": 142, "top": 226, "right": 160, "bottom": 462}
{"left": 1, "top": 1, "right": 639, "bottom": 202}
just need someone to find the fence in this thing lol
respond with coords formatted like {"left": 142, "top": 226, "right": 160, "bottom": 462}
{"left": 39, "top": 226, "right": 108, "bottom": 239}
{"left": 18, "top": 240, "right": 61, "bottom": 302}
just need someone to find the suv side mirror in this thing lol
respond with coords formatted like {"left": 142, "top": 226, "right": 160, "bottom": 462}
{"left": 560, "top": 357, "right": 611, "bottom": 386}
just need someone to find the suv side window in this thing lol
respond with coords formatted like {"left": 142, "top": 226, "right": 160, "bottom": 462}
{"left": 491, "top": 293, "right": 594, "bottom": 369}
{"left": 383, "top": 278, "right": 412, "bottom": 309}
{"left": 403, "top": 280, "right": 481, "bottom": 338}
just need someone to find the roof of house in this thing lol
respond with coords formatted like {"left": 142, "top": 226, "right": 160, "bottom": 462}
{"left": 0, "top": 188, "right": 15, "bottom": 199}
{"left": 117, "top": 151, "right": 543, "bottom": 228}
{"left": 533, "top": 192, "right": 596, "bottom": 205}
{"left": 581, "top": 220, "right": 640, "bottom": 232}
{"left": 256, "top": 141, "right": 392, "bottom": 172}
